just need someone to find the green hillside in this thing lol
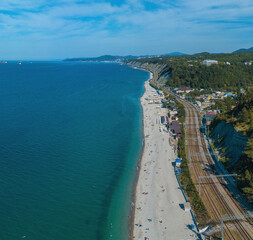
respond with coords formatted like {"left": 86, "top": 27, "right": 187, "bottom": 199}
{"left": 211, "top": 91, "right": 253, "bottom": 203}
{"left": 233, "top": 47, "right": 253, "bottom": 53}
{"left": 127, "top": 52, "right": 253, "bottom": 90}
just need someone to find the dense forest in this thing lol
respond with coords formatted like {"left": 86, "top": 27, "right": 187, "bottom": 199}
{"left": 128, "top": 52, "right": 253, "bottom": 90}
{"left": 210, "top": 91, "right": 253, "bottom": 203}
{"left": 213, "top": 90, "right": 253, "bottom": 135}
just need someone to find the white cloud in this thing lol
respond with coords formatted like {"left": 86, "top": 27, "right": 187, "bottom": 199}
{"left": 0, "top": 0, "right": 252, "bottom": 59}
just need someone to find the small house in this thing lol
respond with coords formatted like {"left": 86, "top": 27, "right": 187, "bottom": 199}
{"left": 161, "top": 116, "right": 168, "bottom": 125}
{"left": 184, "top": 202, "right": 191, "bottom": 212}
{"left": 223, "top": 93, "right": 234, "bottom": 98}
{"left": 203, "top": 111, "right": 216, "bottom": 125}
{"left": 157, "top": 90, "right": 163, "bottom": 96}
{"left": 175, "top": 158, "right": 182, "bottom": 167}
{"left": 168, "top": 121, "right": 182, "bottom": 138}
{"left": 168, "top": 110, "right": 178, "bottom": 117}
{"left": 175, "top": 87, "right": 193, "bottom": 93}
{"left": 202, "top": 60, "right": 218, "bottom": 66}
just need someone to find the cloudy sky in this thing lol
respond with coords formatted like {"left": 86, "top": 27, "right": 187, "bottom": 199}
{"left": 0, "top": 0, "right": 253, "bottom": 59}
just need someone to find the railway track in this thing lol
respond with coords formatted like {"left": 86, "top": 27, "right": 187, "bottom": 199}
{"left": 179, "top": 98, "right": 253, "bottom": 240}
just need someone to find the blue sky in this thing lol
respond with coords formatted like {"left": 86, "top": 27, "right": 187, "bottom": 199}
{"left": 0, "top": 0, "right": 253, "bottom": 59}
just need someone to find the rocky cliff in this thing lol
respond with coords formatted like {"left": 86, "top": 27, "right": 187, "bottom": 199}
{"left": 210, "top": 121, "right": 249, "bottom": 166}
{"left": 126, "top": 61, "right": 168, "bottom": 88}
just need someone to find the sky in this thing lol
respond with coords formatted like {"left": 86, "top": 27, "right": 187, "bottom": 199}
{"left": 0, "top": 0, "right": 253, "bottom": 60}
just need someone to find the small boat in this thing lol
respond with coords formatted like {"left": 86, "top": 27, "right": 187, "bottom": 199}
{"left": 17, "top": 62, "right": 22, "bottom": 65}
{"left": 0, "top": 61, "right": 7, "bottom": 64}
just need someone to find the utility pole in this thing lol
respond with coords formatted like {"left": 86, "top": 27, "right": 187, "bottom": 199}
{"left": 188, "top": 151, "right": 191, "bottom": 168}
{"left": 198, "top": 174, "right": 238, "bottom": 195}
{"left": 221, "top": 217, "right": 224, "bottom": 240}
{"left": 221, "top": 213, "right": 253, "bottom": 240}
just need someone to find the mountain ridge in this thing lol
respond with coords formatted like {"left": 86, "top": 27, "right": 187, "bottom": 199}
{"left": 64, "top": 48, "right": 253, "bottom": 62}
{"left": 233, "top": 47, "right": 253, "bottom": 53}
{"left": 64, "top": 52, "right": 187, "bottom": 62}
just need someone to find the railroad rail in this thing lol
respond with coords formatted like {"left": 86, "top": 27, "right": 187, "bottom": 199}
{"left": 178, "top": 98, "right": 253, "bottom": 240}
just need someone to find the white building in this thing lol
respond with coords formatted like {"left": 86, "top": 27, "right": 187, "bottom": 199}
{"left": 195, "top": 101, "right": 202, "bottom": 107}
{"left": 157, "top": 90, "right": 163, "bottom": 96}
{"left": 174, "top": 87, "right": 193, "bottom": 93}
{"left": 244, "top": 61, "right": 253, "bottom": 65}
{"left": 202, "top": 60, "right": 218, "bottom": 66}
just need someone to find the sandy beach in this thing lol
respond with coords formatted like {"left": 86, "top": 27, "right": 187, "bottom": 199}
{"left": 132, "top": 75, "right": 198, "bottom": 240}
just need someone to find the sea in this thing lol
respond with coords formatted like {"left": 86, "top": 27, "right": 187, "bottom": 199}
{"left": 0, "top": 61, "right": 149, "bottom": 240}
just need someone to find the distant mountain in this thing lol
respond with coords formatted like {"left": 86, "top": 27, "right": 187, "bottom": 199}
{"left": 194, "top": 52, "right": 210, "bottom": 56}
{"left": 162, "top": 52, "right": 187, "bottom": 56}
{"left": 64, "top": 53, "right": 187, "bottom": 62}
{"left": 233, "top": 47, "right": 253, "bottom": 53}
{"left": 64, "top": 55, "right": 138, "bottom": 62}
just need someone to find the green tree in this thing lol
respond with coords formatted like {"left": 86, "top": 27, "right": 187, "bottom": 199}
{"left": 239, "top": 107, "right": 250, "bottom": 123}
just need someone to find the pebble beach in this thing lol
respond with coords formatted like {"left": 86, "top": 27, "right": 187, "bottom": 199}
{"left": 133, "top": 75, "right": 197, "bottom": 240}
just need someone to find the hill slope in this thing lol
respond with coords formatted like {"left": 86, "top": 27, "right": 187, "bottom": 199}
{"left": 233, "top": 47, "right": 253, "bottom": 53}
{"left": 126, "top": 52, "right": 253, "bottom": 90}
{"left": 210, "top": 92, "right": 253, "bottom": 203}
{"left": 64, "top": 55, "right": 138, "bottom": 62}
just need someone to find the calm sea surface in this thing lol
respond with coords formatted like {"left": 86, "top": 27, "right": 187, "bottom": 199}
{"left": 0, "top": 62, "right": 148, "bottom": 240}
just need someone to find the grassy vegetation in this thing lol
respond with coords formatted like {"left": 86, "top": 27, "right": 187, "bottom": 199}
{"left": 207, "top": 97, "right": 237, "bottom": 113}
{"left": 175, "top": 100, "right": 185, "bottom": 123}
{"left": 186, "top": 89, "right": 213, "bottom": 100}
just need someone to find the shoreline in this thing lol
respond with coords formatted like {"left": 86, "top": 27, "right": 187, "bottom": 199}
{"left": 129, "top": 71, "right": 153, "bottom": 240}
{"left": 130, "top": 67, "right": 197, "bottom": 240}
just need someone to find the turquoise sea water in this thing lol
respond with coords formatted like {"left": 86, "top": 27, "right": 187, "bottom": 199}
{"left": 0, "top": 62, "right": 148, "bottom": 240}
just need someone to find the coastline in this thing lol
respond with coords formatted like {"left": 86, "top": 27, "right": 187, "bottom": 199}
{"left": 129, "top": 71, "right": 153, "bottom": 240}
{"left": 130, "top": 68, "right": 197, "bottom": 240}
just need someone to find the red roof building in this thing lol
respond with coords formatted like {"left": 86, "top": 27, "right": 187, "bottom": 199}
{"left": 206, "top": 111, "right": 216, "bottom": 114}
